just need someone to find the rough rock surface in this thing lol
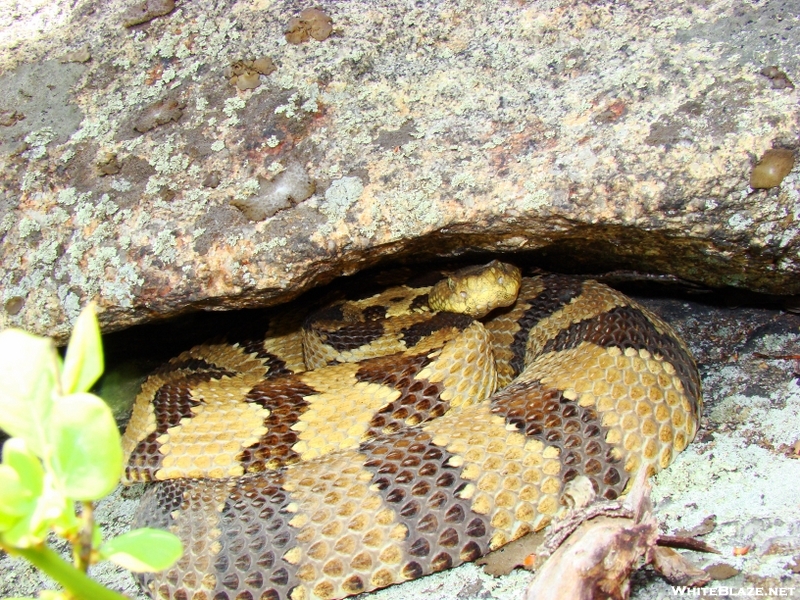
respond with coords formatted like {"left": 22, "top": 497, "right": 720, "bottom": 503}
{"left": 0, "top": 0, "right": 798, "bottom": 342}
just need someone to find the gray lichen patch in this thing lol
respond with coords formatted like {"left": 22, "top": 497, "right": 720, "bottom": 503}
{"left": 230, "top": 161, "right": 315, "bottom": 221}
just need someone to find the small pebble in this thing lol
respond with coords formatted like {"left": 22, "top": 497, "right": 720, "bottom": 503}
{"left": 231, "top": 161, "right": 315, "bottom": 221}
{"left": 704, "top": 563, "right": 740, "bottom": 580}
{"left": 9, "top": 141, "right": 29, "bottom": 156}
{"left": 4, "top": 296, "right": 24, "bottom": 315}
{"left": 760, "top": 536, "right": 800, "bottom": 556}
{"left": 235, "top": 72, "right": 261, "bottom": 91}
{"left": 750, "top": 148, "right": 795, "bottom": 189}
{"left": 252, "top": 57, "right": 276, "bottom": 75}
{"left": 225, "top": 58, "right": 276, "bottom": 90}
{"left": 202, "top": 171, "right": 220, "bottom": 188}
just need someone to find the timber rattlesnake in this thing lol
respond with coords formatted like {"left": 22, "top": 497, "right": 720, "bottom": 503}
{"left": 121, "top": 261, "right": 702, "bottom": 600}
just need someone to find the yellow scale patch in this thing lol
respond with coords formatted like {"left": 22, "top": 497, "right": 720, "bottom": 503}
{"left": 527, "top": 341, "right": 695, "bottom": 478}
{"left": 260, "top": 311, "right": 308, "bottom": 374}
{"left": 157, "top": 395, "right": 270, "bottom": 480}
{"left": 280, "top": 450, "right": 409, "bottom": 600}
{"left": 292, "top": 323, "right": 498, "bottom": 462}
{"left": 292, "top": 364, "right": 402, "bottom": 461}
{"left": 122, "top": 344, "right": 269, "bottom": 468}
{"left": 415, "top": 322, "right": 497, "bottom": 408}
{"left": 304, "top": 330, "right": 409, "bottom": 371}
{"left": 124, "top": 342, "right": 274, "bottom": 480}
{"left": 484, "top": 279, "right": 545, "bottom": 388}
{"left": 424, "top": 403, "right": 563, "bottom": 550}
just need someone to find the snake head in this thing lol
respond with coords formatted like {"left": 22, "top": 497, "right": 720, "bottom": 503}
{"left": 429, "top": 260, "right": 522, "bottom": 318}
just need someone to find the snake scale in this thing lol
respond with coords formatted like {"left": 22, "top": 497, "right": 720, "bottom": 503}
{"left": 121, "top": 261, "right": 702, "bottom": 600}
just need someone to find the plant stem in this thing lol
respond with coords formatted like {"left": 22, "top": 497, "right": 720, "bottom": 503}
{"left": 12, "top": 545, "right": 128, "bottom": 600}
{"left": 75, "top": 501, "right": 95, "bottom": 572}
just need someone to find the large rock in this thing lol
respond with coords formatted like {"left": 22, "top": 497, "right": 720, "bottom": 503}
{"left": 0, "top": 0, "right": 798, "bottom": 341}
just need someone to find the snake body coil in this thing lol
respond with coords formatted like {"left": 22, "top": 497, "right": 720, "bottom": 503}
{"left": 121, "top": 262, "right": 701, "bottom": 600}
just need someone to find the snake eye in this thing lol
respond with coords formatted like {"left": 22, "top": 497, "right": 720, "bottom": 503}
{"left": 497, "top": 276, "right": 504, "bottom": 285}
{"left": 460, "top": 291, "right": 468, "bottom": 299}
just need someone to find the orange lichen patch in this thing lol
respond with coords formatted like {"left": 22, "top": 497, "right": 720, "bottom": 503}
{"left": 594, "top": 100, "right": 627, "bottom": 124}
{"left": 486, "top": 120, "right": 548, "bottom": 172}
{"left": 144, "top": 63, "right": 164, "bottom": 86}
{"left": 285, "top": 8, "right": 333, "bottom": 44}
{"left": 224, "top": 58, "right": 277, "bottom": 91}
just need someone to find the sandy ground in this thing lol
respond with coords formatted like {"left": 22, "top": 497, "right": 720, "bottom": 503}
{"left": 1, "top": 289, "right": 798, "bottom": 600}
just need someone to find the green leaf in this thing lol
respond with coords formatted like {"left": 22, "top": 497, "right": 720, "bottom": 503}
{"left": 100, "top": 528, "right": 183, "bottom": 572}
{"left": 0, "top": 439, "right": 44, "bottom": 530}
{"left": 61, "top": 303, "right": 104, "bottom": 395}
{"left": 2, "top": 438, "right": 44, "bottom": 498}
{"left": 0, "top": 465, "right": 27, "bottom": 529}
{"left": 2, "top": 472, "right": 73, "bottom": 547}
{"left": 48, "top": 393, "right": 122, "bottom": 501}
{"left": 0, "top": 329, "right": 58, "bottom": 455}
{"left": 1, "top": 504, "right": 46, "bottom": 547}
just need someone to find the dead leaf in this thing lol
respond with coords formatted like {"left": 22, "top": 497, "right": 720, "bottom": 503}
{"left": 652, "top": 546, "right": 711, "bottom": 586}
{"left": 705, "top": 562, "right": 740, "bottom": 580}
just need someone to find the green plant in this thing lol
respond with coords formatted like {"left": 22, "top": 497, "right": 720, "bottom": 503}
{"left": 0, "top": 304, "right": 182, "bottom": 600}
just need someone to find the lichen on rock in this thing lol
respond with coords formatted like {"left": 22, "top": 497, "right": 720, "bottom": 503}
{"left": 285, "top": 8, "right": 333, "bottom": 44}
{"left": 122, "top": 0, "right": 175, "bottom": 27}
{"left": 133, "top": 97, "right": 185, "bottom": 133}
{"left": 230, "top": 161, "right": 316, "bottom": 221}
